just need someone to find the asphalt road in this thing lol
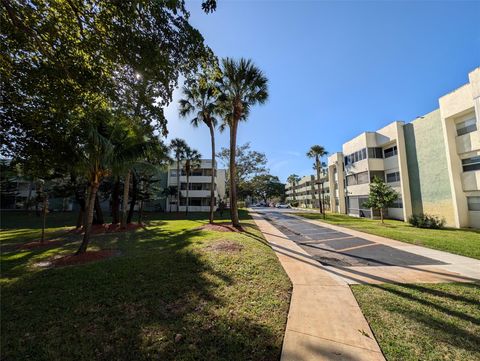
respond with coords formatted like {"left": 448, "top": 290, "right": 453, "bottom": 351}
{"left": 254, "top": 208, "right": 446, "bottom": 268}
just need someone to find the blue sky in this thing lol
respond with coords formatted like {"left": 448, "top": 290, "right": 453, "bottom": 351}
{"left": 165, "top": 0, "right": 480, "bottom": 182}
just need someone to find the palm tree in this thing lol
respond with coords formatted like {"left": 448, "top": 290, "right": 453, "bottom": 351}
{"left": 75, "top": 126, "right": 114, "bottom": 255}
{"left": 110, "top": 135, "right": 155, "bottom": 228}
{"left": 217, "top": 58, "right": 268, "bottom": 228}
{"left": 169, "top": 138, "right": 188, "bottom": 213}
{"left": 287, "top": 174, "right": 301, "bottom": 203}
{"left": 182, "top": 147, "right": 202, "bottom": 215}
{"left": 179, "top": 83, "right": 219, "bottom": 224}
{"left": 162, "top": 186, "right": 178, "bottom": 212}
{"left": 307, "top": 145, "right": 328, "bottom": 216}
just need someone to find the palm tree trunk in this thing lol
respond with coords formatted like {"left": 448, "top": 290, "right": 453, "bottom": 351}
{"left": 185, "top": 173, "right": 189, "bottom": 215}
{"left": 127, "top": 172, "right": 137, "bottom": 224}
{"left": 209, "top": 124, "right": 215, "bottom": 224}
{"left": 94, "top": 193, "right": 104, "bottom": 224}
{"left": 229, "top": 121, "right": 240, "bottom": 228}
{"left": 40, "top": 196, "right": 47, "bottom": 244}
{"left": 316, "top": 157, "right": 323, "bottom": 214}
{"left": 121, "top": 170, "right": 131, "bottom": 228}
{"left": 112, "top": 177, "right": 120, "bottom": 224}
{"left": 176, "top": 159, "right": 180, "bottom": 213}
{"left": 76, "top": 181, "right": 99, "bottom": 255}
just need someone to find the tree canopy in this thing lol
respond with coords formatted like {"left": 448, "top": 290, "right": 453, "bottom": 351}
{"left": 1, "top": 0, "right": 215, "bottom": 172}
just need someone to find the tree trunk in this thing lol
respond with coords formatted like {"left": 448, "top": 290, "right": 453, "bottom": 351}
{"left": 76, "top": 181, "right": 99, "bottom": 255}
{"left": 75, "top": 189, "right": 86, "bottom": 229}
{"left": 138, "top": 199, "right": 144, "bottom": 224}
{"left": 121, "top": 170, "right": 131, "bottom": 228}
{"left": 185, "top": 173, "right": 190, "bottom": 215}
{"left": 127, "top": 172, "right": 137, "bottom": 224}
{"left": 176, "top": 159, "right": 181, "bottom": 213}
{"left": 93, "top": 193, "right": 104, "bottom": 224}
{"left": 209, "top": 124, "right": 216, "bottom": 224}
{"left": 380, "top": 208, "right": 384, "bottom": 224}
{"left": 26, "top": 181, "right": 33, "bottom": 210}
{"left": 40, "top": 196, "right": 47, "bottom": 244}
{"left": 320, "top": 182, "right": 326, "bottom": 219}
{"left": 316, "top": 157, "right": 323, "bottom": 214}
{"left": 229, "top": 121, "right": 240, "bottom": 228}
{"left": 111, "top": 177, "right": 120, "bottom": 224}
{"left": 76, "top": 208, "right": 84, "bottom": 229}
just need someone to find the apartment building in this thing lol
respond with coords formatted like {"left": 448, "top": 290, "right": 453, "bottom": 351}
{"left": 167, "top": 159, "right": 227, "bottom": 212}
{"left": 325, "top": 67, "right": 480, "bottom": 228}
{"left": 285, "top": 173, "right": 330, "bottom": 209}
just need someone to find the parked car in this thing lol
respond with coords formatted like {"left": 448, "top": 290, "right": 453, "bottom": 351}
{"left": 275, "top": 203, "right": 291, "bottom": 209}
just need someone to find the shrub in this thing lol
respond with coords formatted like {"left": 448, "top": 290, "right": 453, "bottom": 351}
{"left": 290, "top": 201, "right": 299, "bottom": 207}
{"left": 408, "top": 213, "right": 446, "bottom": 229}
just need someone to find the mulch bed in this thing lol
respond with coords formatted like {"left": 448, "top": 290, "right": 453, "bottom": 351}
{"left": 204, "top": 240, "right": 244, "bottom": 253}
{"left": 197, "top": 222, "right": 243, "bottom": 232}
{"left": 17, "top": 239, "right": 71, "bottom": 250}
{"left": 69, "top": 223, "right": 144, "bottom": 235}
{"left": 50, "top": 250, "right": 120, "bottom": 267}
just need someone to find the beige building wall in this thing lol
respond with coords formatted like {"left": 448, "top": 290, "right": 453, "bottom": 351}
{"left": 439, "top": 67, "right": 480, "bottom": 228}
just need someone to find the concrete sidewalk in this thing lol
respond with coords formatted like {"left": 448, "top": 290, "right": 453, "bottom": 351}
{"left": 251, "top": 212, "right": 385, "bottom": 361}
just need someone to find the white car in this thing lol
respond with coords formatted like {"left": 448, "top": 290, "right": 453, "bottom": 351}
{"left": 276, "top": 203, "right": 291, "bottom": 209}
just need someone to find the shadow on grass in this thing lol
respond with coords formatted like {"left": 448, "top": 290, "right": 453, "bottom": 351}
{"left": 1, "top": 212, "right": 286, "bottom": 361}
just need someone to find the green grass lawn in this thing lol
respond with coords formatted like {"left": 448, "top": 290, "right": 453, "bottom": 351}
{"left": 295, "top": 212, "right": 480, "bottom": 259}
{"left": 352, "top": 282, "right": 480, "bottom": 361}
{"left": 1, "top": 210, "right": 291, "bottom": 361}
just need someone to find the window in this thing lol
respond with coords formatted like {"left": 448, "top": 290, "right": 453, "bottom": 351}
{"left": 344, "top": 148, "right": 367, "bottom": 166}
{"left": 368, "top": 147, "right": 383, "bottom": 159}
{"left": 356, "top": 171, "right": 369, "bottom": 184}
{"left": 456, "top": 117, "right": 477, "bottom": 136}
{"left": 462, "top": 156, "right": 480, "bottom": 172}
{"left": 384, "top": 146, "right": 398, "bottom": 158}
{"left": 170, "top": 170, "right": 177, "bottom": 177}
{"left": 467, "top": 197, "right": 480, "bottom": 211}
{"left": 370, "top": 171, "right": 385, "bottom": 182}
{"left": 346, "top": 174, "right": 357, "bottom": 186}
{"left": 386, "top": 171, "right": 401, "bottom": 183}
{"left": 390, "top": 198, "right": 403, "bottom": 208}
{"left": 346, "top": 171, "right": 369, "bottom": 186}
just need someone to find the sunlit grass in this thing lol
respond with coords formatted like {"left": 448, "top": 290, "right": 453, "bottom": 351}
{"left": 1, "top": 210, "right": 291, "bottom": 360}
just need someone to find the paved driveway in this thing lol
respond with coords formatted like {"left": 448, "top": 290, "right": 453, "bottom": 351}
{"left": 254, "top": 208, "right": 480, "bottom": 284}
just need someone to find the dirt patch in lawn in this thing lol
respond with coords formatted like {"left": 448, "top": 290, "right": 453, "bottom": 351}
{"left": 204, "top": 240, "right": 244, "bottom": 253}
{"left": 197, "top": 222, "right": 242, "bottom": 232}
{"left": 35, "top": 250, "right": 120, "bottom": 268}
{"left": 69, "top": 223, "right": 144, "bottom": 235}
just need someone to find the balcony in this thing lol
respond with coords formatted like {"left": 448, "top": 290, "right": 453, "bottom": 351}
{"left": 462, "top": 170, "right": 480, "bottom": 191}
{"left": 456, "top": 131, "right": 480, "bottom": 155}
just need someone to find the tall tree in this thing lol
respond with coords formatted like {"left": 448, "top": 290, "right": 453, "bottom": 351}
{"left": 362, "top": 176, "right": 399, "bottom": 224}
{"left": 307, "top": 145, "right": 328, "bottom": 216}
{"left": 75, "top": 124, "right": 114, "bottom": 255}
{"left": 251, "top": 174, "right": 285, "bottom": 204}
{"left": 1, "top": 0, "right": 216, "bottom": 196}
{"left": 179, "top": 78, "right": 219, "bottom": 223}
{"left": 217, "top": 58, "right": 268, "bottom": 227}
{"left": 169, "top": 138, "right": 188, "bottom": 212}
{"left": 162, "top": 186, "right": 178, "bottom": 212}
{"left": 287, "top": 174, "right": 301, "bottom": 202}
{"left": 182, "top": 147, "right": 202, "bottom": 215}
{"left": 217, "top": 142, "right": 268, "bottom": 185}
